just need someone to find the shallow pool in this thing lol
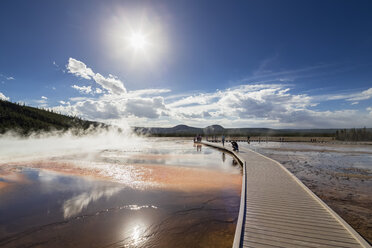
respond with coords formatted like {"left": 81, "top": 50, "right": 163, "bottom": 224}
{"left": 0, "top": 138, "right": 241, "bottom": 248}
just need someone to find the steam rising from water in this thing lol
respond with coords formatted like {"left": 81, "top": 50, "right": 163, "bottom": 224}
{"left": 0, "top": 126, "right": 146, "bottom": 163}
{"left": 0, "top": 126, "right": 156, "bottom": 189}
{"left": 0, "top": 128, "right": 241, "bottom": 193}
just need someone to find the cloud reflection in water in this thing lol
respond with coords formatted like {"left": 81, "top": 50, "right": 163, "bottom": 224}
{"left": 62, "top": 185, "right": 159, "bottom": 219}
{"left": 63, "top": 186, "right": 122, "bottom": 218}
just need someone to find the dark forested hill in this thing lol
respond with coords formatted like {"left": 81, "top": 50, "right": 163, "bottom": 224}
{"left": 0, "top": 100, "right": 102, "bottom": 134}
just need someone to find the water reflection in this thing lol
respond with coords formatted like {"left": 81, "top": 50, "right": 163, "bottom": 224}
{"left": 232, "top": 159, "right": 238, "bottom": 166}
{"left": 0, "top": 139, "right": 241, "bottom": 248}
{"left": 197, "top": 144, "right": 202, "bottom": 152}
{"left": 63, "top": 186, "right": 123, "bottom": 218}
{"left": 194, "top": 143, "right": 202, "bottom": 152}
{"left": 121, "top": 205, "right": 158, "bottom": 211}
{"left": 126, "top": 221, "right": 148, "bottom": 248}
{"left": 17, "top": 140, "right": 241, "bottom": 190}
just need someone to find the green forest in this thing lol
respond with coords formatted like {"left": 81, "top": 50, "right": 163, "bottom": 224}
{"left": 0, "top": 100, "right": 102, "bottom": 135}
{"left": 335, "top": 128, "right": 372, "bottom": 141}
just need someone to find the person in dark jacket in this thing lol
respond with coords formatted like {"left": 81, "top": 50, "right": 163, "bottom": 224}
{"left": 231, "top": 141, "right": 239, "bottom": 151}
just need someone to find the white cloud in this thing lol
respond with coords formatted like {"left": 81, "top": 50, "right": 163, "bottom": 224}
{"left": 67, "top": 58, "right": 126, "bottom": 95}
{"left": 367, "top": 107, "right": 372, "bottom": 115}
{"left": 58, "top": 58, "right": 165, "bottom": 120}
{"left": 0, "top": 92, "right": 9, "bottom": 101}
{"left": 69, "top": 97, "right": 90, "bottom": 102}
{"left": 74, "top": 99, "right": 121, "bottom": 119}
{"left": 54, "top": 82, "right": 372, "bottom": 128}
{"left": 164, "top": 84, "right": 372, "bottom": 128}
{"left": 36, "top": 100, "right": 47, "bottom": 105}
{"left": 53, "top": 61, "right": 65, "bottom": 73}
{"left": 168, "top": 93, "right": 218, "bottom": 108}
{"left": 66, "top": 58, "right": 95, "bottom": 80}
{"left": 127, "top": 88, "right": 171, "bottom": 97}
{"left": 57, "top": 58, "right": 372, "bottom": 128}
{"left": 72, "top": 85, "right": 92, "bottom": 94}
{"left": 0, "top": 74, "right": 15, "bottom": 81}
{"left": 93, "top": 73, "right": 126, "bottom": 95}
{"left": 125, "top": 97, "right": 166, "bottom": 119}
{"left": 34, "top": 96, "right": 49, "bottom": 107}
{"left": 346, "top": 88, "right": 372, "bottom": 101}
{"left": 55, "top": 94, "right": 167, "bottom": 120}
{"left": 236, "top": 63, "right": 338, "bottom": 85}
{"left": 324, "top": 88, "right": 372, "bottom": 102}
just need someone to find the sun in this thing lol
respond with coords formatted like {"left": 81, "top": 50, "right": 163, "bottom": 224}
{"left": 105, "top": 10, "right": 167, "bottom": 64}
{"left": 129, "top": 32, "right": 148, "bottom": 51}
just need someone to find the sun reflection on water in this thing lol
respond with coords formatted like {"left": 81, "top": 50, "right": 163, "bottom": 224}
{"left": 130, "top": 224, "right": 145, "bottom": 246}
{"left": 121, "top": 219, "right": 149, "bottom": 248}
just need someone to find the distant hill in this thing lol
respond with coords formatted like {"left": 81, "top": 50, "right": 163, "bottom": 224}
{"left": 0, "top": 100, "right": 102, "bottom": 135}
{"left": 133, "top": 124, "right": 201, "bottom": 136}
{"left": 3, "top": 99, "right": 367, "bottom": 139}
{"left": 133, "top": 124, "right": 339, "bottom": 137}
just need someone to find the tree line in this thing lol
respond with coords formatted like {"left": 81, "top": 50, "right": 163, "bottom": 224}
{"left": 0, "top": 99, "right": 102, "bottom": 135}
{"left": 335, "top": 127, "right": 372, "bottom": 141}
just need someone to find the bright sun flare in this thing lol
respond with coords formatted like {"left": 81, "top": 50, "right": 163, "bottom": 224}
{"left": 129, "top": 32, "right": 147, "bottom": 51}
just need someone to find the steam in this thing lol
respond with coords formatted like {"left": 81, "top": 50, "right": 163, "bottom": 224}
{"left": 0, "top": 126, "right": 242, "bottom": 193}
{"left": 0, "top": 123, "right": 167, "bottom": 190}
{"left": 0, "top": 125, "right": 146, "bottom": 164}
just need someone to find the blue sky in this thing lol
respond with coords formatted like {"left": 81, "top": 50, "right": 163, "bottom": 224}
{"left": 1, "top": 0, "right": 372, "bottom": 128}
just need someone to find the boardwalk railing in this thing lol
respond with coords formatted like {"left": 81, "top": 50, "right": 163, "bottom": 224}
{"left": 232, "top": 160, "right": 246, "bottom": 248}
{"left": 201, "top": 141, "right": 247, "bottom": 248}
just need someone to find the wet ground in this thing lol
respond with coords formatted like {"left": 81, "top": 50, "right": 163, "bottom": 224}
{"left": 0, "top": 138, "right": 242, "bottom": 248}
{"left": 241, "top": 141, "right": 372, "bottom": 243}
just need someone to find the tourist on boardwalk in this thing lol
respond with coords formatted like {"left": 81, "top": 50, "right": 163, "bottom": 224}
{"left": 222, "top": 135, "right": 225, "bottom": 146}
{"left": 231, "top": 141, "right": 239, "bottom": 152}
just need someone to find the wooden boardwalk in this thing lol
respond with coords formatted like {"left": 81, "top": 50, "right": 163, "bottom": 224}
{"left": 201, "top": 141, "right": 371, "bottom": 248}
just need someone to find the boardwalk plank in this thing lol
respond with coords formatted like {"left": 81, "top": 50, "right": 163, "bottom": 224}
{"left": 244, "top": 227, "right": 361, "bottom": 247}
{"left": 243, "top": 225, "right": 360, "bottom": 244}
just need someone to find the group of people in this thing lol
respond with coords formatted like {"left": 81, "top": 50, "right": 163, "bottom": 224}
{"left": 193, "top": 134, "right": 202, "bottom": 143}
{"left": 195, "top": 134, "right": 239, "bottom": 151}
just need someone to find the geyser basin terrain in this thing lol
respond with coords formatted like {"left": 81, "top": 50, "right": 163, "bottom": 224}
{"left": 0, "top": 138, "right": 241, "bottom": 248}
